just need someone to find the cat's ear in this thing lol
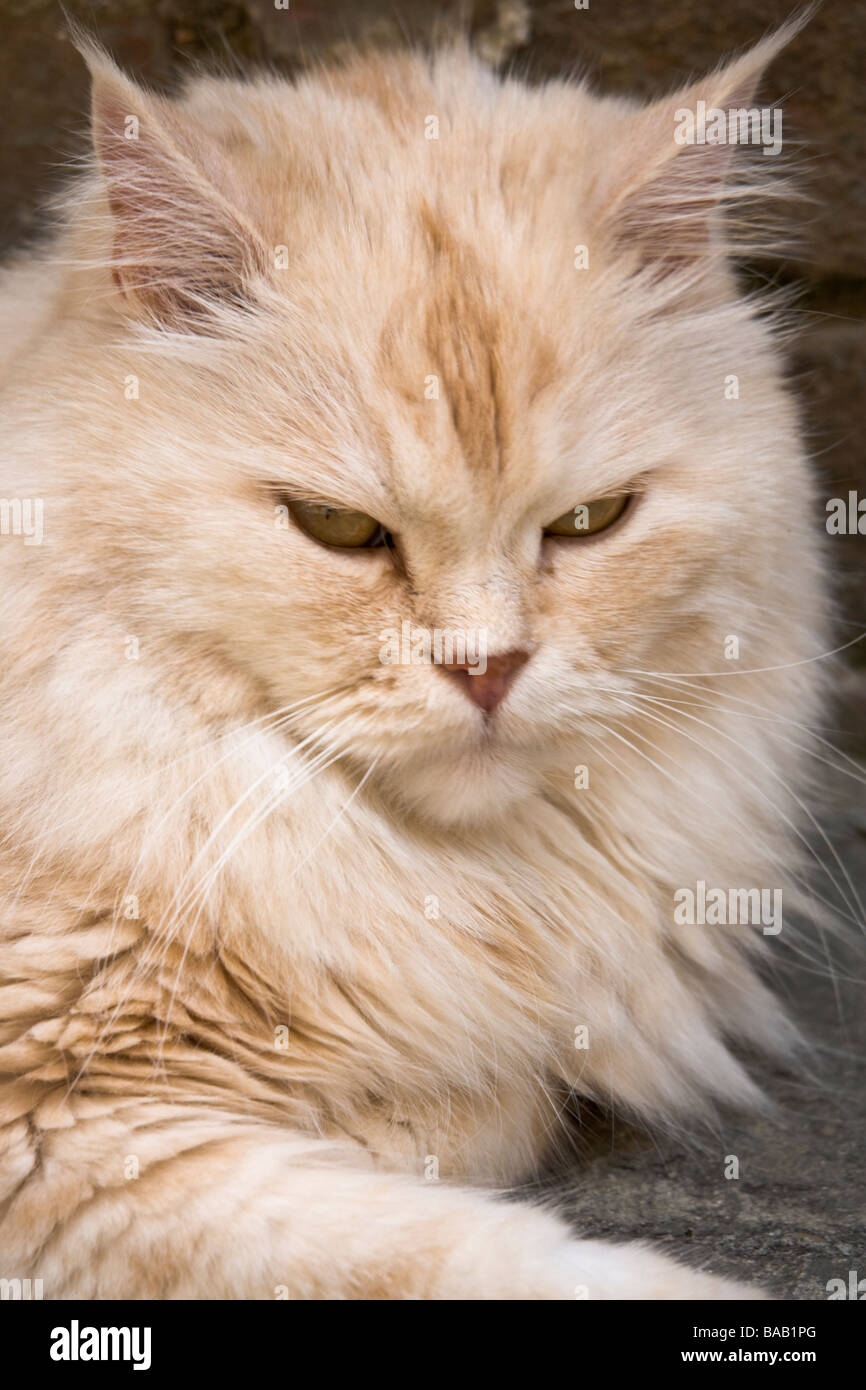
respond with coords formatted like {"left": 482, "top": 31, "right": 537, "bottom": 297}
{"left": 597, "top": 14, "right": 808, "bottom": 272}
{"left": 79, "top": 39, "right": 269, "bottom": 326}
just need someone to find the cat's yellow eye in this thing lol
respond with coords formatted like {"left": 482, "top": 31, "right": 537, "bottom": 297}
{"left": 288, "top": 499, "right": 383, "bottom": 549}
{"left": 544, "top": 493, "right": 629, "bottom": 538}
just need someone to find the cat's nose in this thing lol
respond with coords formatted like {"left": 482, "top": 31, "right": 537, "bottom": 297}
{"left": 442, "top": 649, "right": 530, "bottom": 714}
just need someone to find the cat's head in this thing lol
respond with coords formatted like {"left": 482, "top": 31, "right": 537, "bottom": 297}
{"left": 67, "top": 23, "right": 813, "bottom": 826}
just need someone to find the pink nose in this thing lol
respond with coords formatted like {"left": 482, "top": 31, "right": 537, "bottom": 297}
{"left": 442, "top": 649, "right": 530, "bottom": 714}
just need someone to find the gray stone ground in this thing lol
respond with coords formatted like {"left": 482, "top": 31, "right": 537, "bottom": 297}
{"left": 548, "top": 754, "right": 866, "bottom": 1301}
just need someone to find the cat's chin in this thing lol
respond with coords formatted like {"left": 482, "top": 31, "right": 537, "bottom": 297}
{"left": 381, "top": 746, "right": 540, "bottom": 828}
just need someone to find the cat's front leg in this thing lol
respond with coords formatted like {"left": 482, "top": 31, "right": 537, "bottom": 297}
{"left": 0, "top": 1106, "right": 764, "bottom": 1298}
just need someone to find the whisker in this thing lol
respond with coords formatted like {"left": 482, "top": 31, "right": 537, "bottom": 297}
{"left": 620, "top": 627, "right": 866, "bottom": 679}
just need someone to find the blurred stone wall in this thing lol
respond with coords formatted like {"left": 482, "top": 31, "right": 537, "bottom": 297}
{"left": 2, "top": 0, "right": 865, "bottom": 656}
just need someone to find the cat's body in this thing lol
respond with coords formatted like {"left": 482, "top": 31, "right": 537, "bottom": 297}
{"left": 0, "top": 23, "right": 828, "bottom": 1297}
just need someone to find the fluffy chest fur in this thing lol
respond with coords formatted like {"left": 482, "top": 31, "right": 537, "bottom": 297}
{"left": 0, "top": 630, "right": 802, "bottom": 1188}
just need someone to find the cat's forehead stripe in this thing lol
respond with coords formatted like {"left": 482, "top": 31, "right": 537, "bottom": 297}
{"left": 376, "top": 202, "right": 551, "bottom": 484}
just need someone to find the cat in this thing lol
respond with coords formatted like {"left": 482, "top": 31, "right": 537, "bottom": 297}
{"left": 0, "top": 15, "right": 828, "bottom": 1298}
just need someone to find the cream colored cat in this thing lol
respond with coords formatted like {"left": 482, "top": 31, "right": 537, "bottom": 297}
{"left": 0, "top": 19, "right": 827, "bottom": 1298}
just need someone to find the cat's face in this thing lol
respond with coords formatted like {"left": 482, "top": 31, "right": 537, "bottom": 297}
{"left": 78, "top": 42, "right": 805, "bottom": 825}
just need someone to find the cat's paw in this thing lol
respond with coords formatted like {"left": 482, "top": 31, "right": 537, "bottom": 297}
{"left": 542, "top": 1238, "right": 767, "bottom": 1301}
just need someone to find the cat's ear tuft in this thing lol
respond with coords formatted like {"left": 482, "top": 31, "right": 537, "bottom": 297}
{"left": 598, "top": 12, "right": 810, "bottom": 274}
{"left": 79, "top": 38, "right": 269, "bottom": 327}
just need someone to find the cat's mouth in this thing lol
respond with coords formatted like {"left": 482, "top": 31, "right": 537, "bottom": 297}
{"left": 371, "top": 716, "right": 546, "bottom": 826}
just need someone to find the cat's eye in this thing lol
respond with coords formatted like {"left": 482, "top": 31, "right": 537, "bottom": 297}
{"left": 288, "top": 498, "right": 385, "bottom": 549}
{"left": 544, "top": 493, "right": 629, "bottom": 537}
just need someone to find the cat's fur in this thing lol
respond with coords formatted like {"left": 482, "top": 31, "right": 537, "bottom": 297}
{"left": 0, "top": 19, "right": 828, "bottom": 1297}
